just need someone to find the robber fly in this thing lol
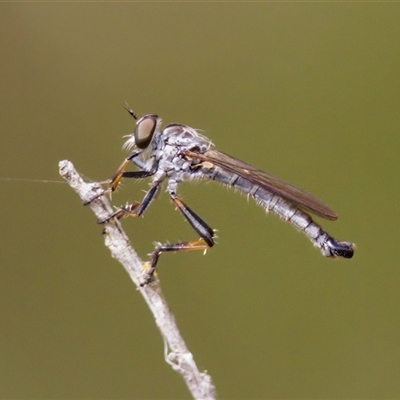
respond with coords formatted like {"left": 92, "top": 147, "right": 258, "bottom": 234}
{"left": 85, "top": 108, "right": 354, "bottom": 286}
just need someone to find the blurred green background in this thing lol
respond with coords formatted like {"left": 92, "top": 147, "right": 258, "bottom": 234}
{"left": 1, "top": 3, "right": 399, "bottom": 399}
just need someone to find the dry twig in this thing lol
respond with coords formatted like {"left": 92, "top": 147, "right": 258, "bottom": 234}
{"left": 59, "top": 160, "right": 216, "bottom": 400}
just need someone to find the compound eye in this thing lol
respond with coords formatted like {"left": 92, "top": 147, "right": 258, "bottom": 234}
{"left": 134, "top": 115, "right": 157, "bottom": 149}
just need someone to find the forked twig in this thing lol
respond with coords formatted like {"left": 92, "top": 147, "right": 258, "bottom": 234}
{"left": 58, "top": 160, "right": 216, "bottom": 400}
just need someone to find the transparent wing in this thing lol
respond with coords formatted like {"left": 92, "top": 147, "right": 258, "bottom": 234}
{"left": 184, "top": 148, "right": 338, "bottom": 221}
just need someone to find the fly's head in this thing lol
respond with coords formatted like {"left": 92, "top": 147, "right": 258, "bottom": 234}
{"left": 123, "top": 107, "right": 162, "bottom": 152}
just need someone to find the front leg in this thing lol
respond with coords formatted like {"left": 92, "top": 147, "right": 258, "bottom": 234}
{"left": 83, "top": 149, "right": 150, "bottom": 205}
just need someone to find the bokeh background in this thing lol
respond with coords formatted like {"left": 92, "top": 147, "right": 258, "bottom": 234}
{"left": 1, "top": 3, "right": 399, "bottom": 399}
